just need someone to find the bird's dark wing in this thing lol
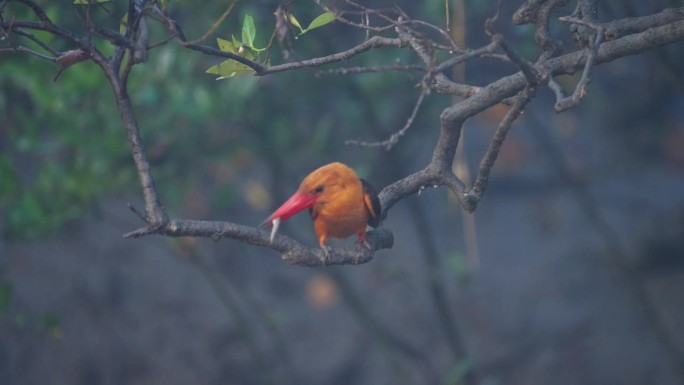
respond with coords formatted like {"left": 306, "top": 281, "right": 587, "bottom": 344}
{"left": 360, "top": 178, "right": 382, "bottom": 228}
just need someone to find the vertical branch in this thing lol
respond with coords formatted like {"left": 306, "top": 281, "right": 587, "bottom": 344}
{"left": 468, "top": 87, "right": 536, "bottom": 205}
{"left": 430, "top": 114, "right": 465, "bottom": 175}
{"left": 74, "top": 1, "right": 165, "bottom": 228}
{"left": 101, "top": 63, "right": 168, "bottom": 226}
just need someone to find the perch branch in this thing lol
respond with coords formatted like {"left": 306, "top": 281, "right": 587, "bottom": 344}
{"left": 124, "top": 218, "right": 394, "bottom": 267}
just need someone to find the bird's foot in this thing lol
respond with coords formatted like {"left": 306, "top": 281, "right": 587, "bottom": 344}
{"left": 356, "top": 230, "right": 373, "bottom": 251}
{"left": 356, "top": 237, "right": 372, "bottom": 250}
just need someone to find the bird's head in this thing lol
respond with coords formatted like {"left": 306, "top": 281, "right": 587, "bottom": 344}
{"left": 260, "top": 163, "right": 356, "bottom": 239}
{"left": 261, "top": 162, "right": 353, "bottom": 225}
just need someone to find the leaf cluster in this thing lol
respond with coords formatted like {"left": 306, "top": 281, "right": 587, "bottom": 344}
{"left": 207, "top": 12, "right": 335, "bottom": 79}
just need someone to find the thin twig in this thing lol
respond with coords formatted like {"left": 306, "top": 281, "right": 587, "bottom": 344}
{"left": 262, "top": 35, "right": 405, "bottom": 75}
{"left": 346, "top": 85, "right": 428, "bottom": 150}
{"left": 484, "top": 0, "right": 502, "bottom": 36}
{"left": 0, "top": 45, "right": 55, "bottom": 60}
{"left": 328, "top": 0, "right": 399, "bottom": 32}
{"left": 554, "top": 16, "right": 605, "bottom": 111}
{"left": 315, "top": 63, "right": 424, "bottom": 77}
{"left": 184, "top": 0, "right": 240, "bottom": 45}
{"left": 496, "top": 34, "right": 544, "bottom": 85}
{"left": 127, "top": 203, "right": 147, "bottom": 222}
{"left": 434, "top": 39, "right": 499, "bottom": 73}
{"left": 12, "top": 27, "right": 60, "bottom": 55}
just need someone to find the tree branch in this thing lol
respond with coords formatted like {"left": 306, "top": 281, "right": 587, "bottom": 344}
{"left": 553, "top": 16, "right": 605, "bottom": 111}
{"left": 261, "top": 35, "right": 406, "bottom": 75}
{"left": 467, "top": 87, "right": 537, "bottom": 206}
{"left": 124, "top": 218, "right": 394, "bottom": 267}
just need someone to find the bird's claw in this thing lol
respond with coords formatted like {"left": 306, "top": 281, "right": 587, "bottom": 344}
{"left": 357, "top": 238, "right": 372, "bottom": 250}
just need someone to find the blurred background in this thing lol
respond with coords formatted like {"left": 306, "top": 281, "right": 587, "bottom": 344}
{"left": 1, "top": 1, "right": 684, "bottom": 384}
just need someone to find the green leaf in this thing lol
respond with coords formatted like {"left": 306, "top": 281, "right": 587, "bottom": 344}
{"left": 242, "top": 15, "right": 256, "bottom": 48}
{"left": 286, "top": 13, "right": 304, "bottom": 33}
{"left": 217, "top": 37, "right": 236, "bottom": 53}
{"left": 306, "top": 12, "right": 335, "bottom": 32}
{"left": 208, "top": 37, "right": 258, "bottom": 78}
{"left": 206, "top": 60, "right": 254, "bottom": 79}
{"left": 216, "top": 37, "right": 257, "bottom": 60}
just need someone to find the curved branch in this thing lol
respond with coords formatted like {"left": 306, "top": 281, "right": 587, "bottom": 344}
{"left": 346, "top": 85, "right": 429, "bottom": 150}
{"left": 261, "top": 35, "right": 406, "bottom": 75}
{"left": 468, "top": 87, "right": 537, "bottom": 205}
{"left": 124, "top": 218, "right": 394, "bottom": 267}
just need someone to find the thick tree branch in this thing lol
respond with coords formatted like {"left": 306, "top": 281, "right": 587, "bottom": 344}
{"left": 124, "top": 217, "right": 394, "bottom": 267}
{"left": 604, "top": 7, "right": 684, "bottom": 40}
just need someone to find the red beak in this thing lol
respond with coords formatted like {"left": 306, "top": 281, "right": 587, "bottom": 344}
{"left": 261, "top": 191, "right": 319, "bottom": 227}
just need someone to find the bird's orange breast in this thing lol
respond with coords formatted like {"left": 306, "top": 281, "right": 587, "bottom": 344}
{"left": 310, "top": 176, "right": 369, "bottom": 241}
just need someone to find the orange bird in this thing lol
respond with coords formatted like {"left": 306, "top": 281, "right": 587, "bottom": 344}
{"left": 261, "top": 162, "right": 381, "bottom": 252}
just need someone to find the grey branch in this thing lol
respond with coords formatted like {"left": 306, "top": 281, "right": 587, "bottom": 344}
{"left": 123, "top": 216, "right": 394, "bottom": 267}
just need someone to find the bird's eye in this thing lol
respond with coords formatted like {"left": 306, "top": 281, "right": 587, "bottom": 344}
{"left": 312, "top": 185, "right": 324, "bottom": 194}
